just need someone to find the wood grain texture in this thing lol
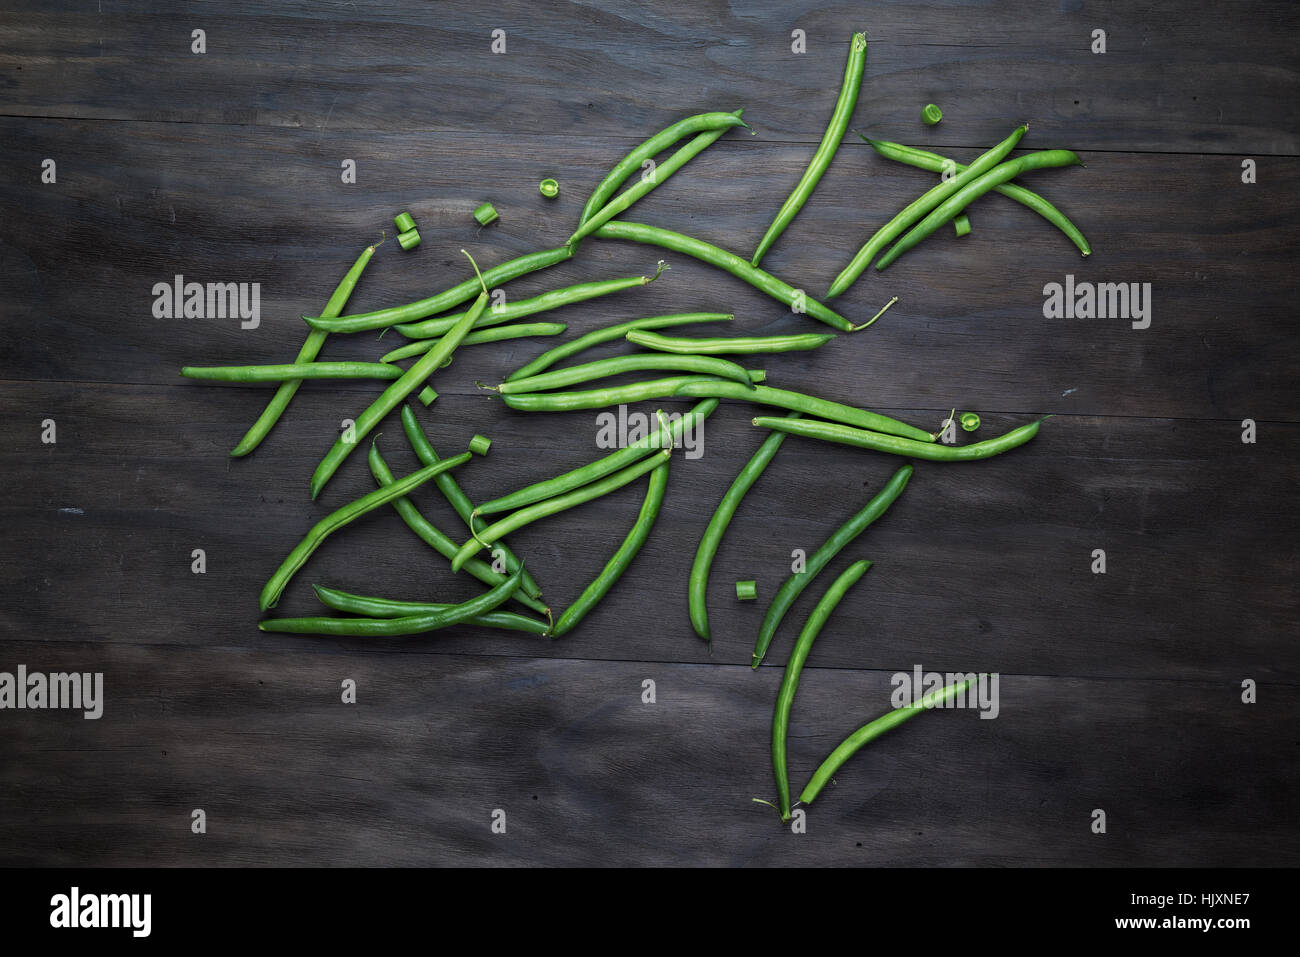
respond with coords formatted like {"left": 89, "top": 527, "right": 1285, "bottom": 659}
{"left": 0, "top": 0, "right": 1296, "bottom": 867}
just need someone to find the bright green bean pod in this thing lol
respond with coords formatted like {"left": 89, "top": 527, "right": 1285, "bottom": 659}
{"left": 752, "top": 464, "right": 912, "bottom": 668}
{"left": 398, "top": 406, "right": 542, "bottom": 600}
{"left": 309, "top": 265, "right": 489, "bottom": 501}
{"left": 863, "top": 135, "right": 1090, "bottom": 256}
{"left": 380, "top": 323, "right": 567, "bottom": 364}
{"left": 799, "top": 676, "right": 979, "bottom": 807}
{"left": 568, "top": 110, "right": 746, "bottom": 246}
{"left": 577, "top": 112, "right": 750, "bottom": 228}
{"left": 230, "top": 244, "right": 373, "bottom": 456}
{"left": 827, "top": 125, "right": 1027, "bottom": 298}
{"left": 875, "top": 151, "right": 1084, "bottom": 270}
{"left": 751, "top": 415, "right": 1044, "bottom": 461}
{"left": 259, "top": 449, "right": 472, "bottom": 611}
{"left": 392, "top": 263, "right": 666, "bottom": 339}
{"left": 311, "top": 584, "right": 549, "bottom": 635}
{"left": 260, "top": 563, "right": 524, "bottom": 636}
{"left": 594, "top": 221, "right": 856, "bottom": 332}
{"left": 506, "top": 313, "right": 733, "bottom": 382}
{"left": 452, "top": 449, "right": 672, "bottom": 572}
{"left": 773, "top": 559, "right": 872, "bottom": 820}
{"left": 474, "top": 400, "right": 717, "bottom": 516}
{"left": 496, "top": 353, "right": 755, "bottom": 394}
{"left": 367, "top": 443, "right": 551, "bottom": 618}
{"left": 550, "top": 458, "right": 670, "bottom": 639}
{"left": 751, "top": 33, "right": 867, "bottom": 267}
{"left": 626, "top": 330, "right": 835, "bottom": 355}
{"left": 688, "top": 412, "right": 799, "bottom": 645}
{"left": 183, "top": 362, "right": 403, "bottom": 382}
{"left": 500, "top": 375, "right": 719, "bottom": 411}
{"left": 303, "top": 245, "right": 573, "bottom": 334}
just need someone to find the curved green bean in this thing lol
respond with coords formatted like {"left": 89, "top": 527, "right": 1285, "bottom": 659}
{"left": 260, "top": 563, "right": 524, "bottom": 636}
{"left": 862, "top": 135, "right": 1090, "bottom": 256}
{"left": 452, "top": 449, "right": 672, "bottom": 572}
{"left": 773, "top": 559, "right": 872, "bottom": 820}
{"left": 752, "top": 464, "right": 911, "bottom": 668}
{"left": 626, "top": 330, "right": 835, "bottom": 355}
{"left": 183, "top": 361, "right": 402, "bottom": 382}
{"left": 367, "top": 442, "right": 550, "bottom": 618}
{"left": 688, "top": 411, "right": 799, "bottom": 645}
{"left": 752, "top": 32, "right": 867, "bottom": 267}
{"left": 875, "top": 150, "right": 1084, "bottom": 270}
{"left": 380, "top": 323, "right": 566, "bottom": 364}
{"left": 593, "top": 221, "right": 856, "bottom": 332}
{"left": 751, "top": 415, "right": 1044, "bottom": 461}
{"left": 576, "top": 112, "right": 750, "bottom": 229}
{"left": 309, "top": 253, "right": 489, "bottom": 500}
{"left": 827, "top": 124, "right": 1027, "bottom": 298}
{"left": 568, "top": 110, "right": 746, "bottom": 246}
{"left": 398, "top": 405, "right": 543, "bottom": 601}
{"left": 231, "top": 244, "right": 373, "bottom": 457}
{"left": 391, "top": 262, "right": 667, "bottom": 339}
{"left": 474, "top": 400, "right": 716, "bottom": 516}
{"left": 259, "top": 448, "right": 472, "bottom": 611}
{"left": 312, "top": 584, "right": 549, "bottom": 635}
{"left": 302, "top": 245, "right": 573, "bottom": 334}
{"left": 506, "top": 313, "right": 732, "bottom": 382}
{"left": 550, "top": 458, "right": 670, "bottom": 639}
{"left": 496, "top": 354, "right": 755, "bottom": 394}
{"left": 799, "top": 675, "right": 979, "bottom": 807}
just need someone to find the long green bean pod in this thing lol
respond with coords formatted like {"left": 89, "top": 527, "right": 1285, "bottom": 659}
{"left": 550, "top": 459, "right": 670, "bottom": 639}
{"left": 380, "top": 323, "right": 566, "bottom": 364}
{"left": 302, "top": 245, "right": 574, "bottom": 333}
{"left": 752, "top": 464, "right": 912, "bottom": 668}
{"left": 688, "top": 412, "right": 799, "bottom": 645}
{"left": 626, "top": 330, "right": 835, "bottom": 354}
{"left": 312, "top": 585, "right": 550, "bottom": 635}
{"left": 495, "top": 353, "right": 755, "bottom": 393}
{"left": 751, "top": 33, "right": 868, "bottom": 267}
{"left": 773, "top": 559, "right": 872, "bottom": 820}
{"left": 862, "top": 135, "right": 1090, "bottom": 256}
{"left": 751, "top": 415, "right": 1044, "bottom": 460}
{"left": 183, "top": 362, "right": 403, "bottom": 382}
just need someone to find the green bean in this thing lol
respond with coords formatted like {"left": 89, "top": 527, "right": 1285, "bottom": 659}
{"left": 230, "top": 244, "right": 374, "bottom": 457}
{"left": 567, "top": 109, "right": 746, "bottom": 247}
{"left": 397, "top": 228, "right": 422, "bottom": 251}
{"left": 398, "top": 405, "right": 542, "bottom": 601}
{"left": 688, "top": 412, "right": 798, "bottom": 645}
{"left": 735, "top": 580, "right": 758, "bottom": 601}
{"left": 799, "top": 676, "right": 979, "bottom": 808}
{"left": 506, "top": 313, "right": 733, "bottom": 382}
{"left": 626, "top": 330, "right": 835, "bottom": 355}
{"left": 259, "top": 448, "right": 472, "bottom": 611}
{"left": 302, "top": 245, "right": 573, "bottom": 334}
{"left": 182, "top": 361, "right": 403, "bottom": 382}
{"left": 260, "top": 563, "right": 524, "bottom": 636}
{"left": 752, "top": 464, "right": 911, "bottom": 668}
{"left": 394, "top": 212, "right": 417, "bottom": 233}
{"left": 501, "top": 376, "right": 933, "bottom": 442}
{"left": 380, "top": 323, "right": 567, "bottom": 364}
{"left": 874, "top": 150, "right": 1084, "bottom": 270}
{"left": 751, "top": 33, "right": 867, "bottom": 267}
{"left": 474, "top": 399, "right": 716, "bottom": 516}
{"left": 367, "top": 442, "right": 551, "bottom": 618}
{"left": 474, "top": 202, "right": 499, "bottom": 226}
{"left": 751, "top": 415, "right": 1044, "bottom": 461}
{"left": 921, "top": 103, "right": 943, "bottom": 126}
{"left": 594, "top": 221, "right": 856, "bottom": 332}
{"left": 312, "top": 585, "right": 549, "bottom": 635}
{"left": 863, "top": 135, "right": 1090, "bottom": 257}
{"left": 773, "top": 559, "right": 871, "bottom": 820}
{"left": 418, "top": 386, "right": 437, "bottom": 406}
{"left": 309, "top": 251, "right": 490, "bottom": 500}
{"left": 576, "top": 112, "right": 750, "bottom": 229}
{"left": 550, "top": 458, "right": 669, "bottom": 639}
{"left": 953, "top": 214, "right": 972, "bottom": 237}
{"left": 390, "top": 262, "right": 667, "bottom": 339}
{"left": 495, "top": 354, "right": 755, "bottom": 394}
{"left": 960, "top": 412, "right": 981, "bottom": 432}
{"left": 539, "top": 178, "right": 560, "bottom": 199}
{"left": 452, "top": 449, "right": 672, "bottom": 572}
{"left": 827, "top": 124, "right": 1027, "bottom": 298}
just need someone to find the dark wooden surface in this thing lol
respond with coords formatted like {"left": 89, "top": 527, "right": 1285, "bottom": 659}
{"left": 1, "top": 1, "right": 1296, "bottom": 867}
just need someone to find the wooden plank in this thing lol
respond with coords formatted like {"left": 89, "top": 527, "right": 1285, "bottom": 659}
{"left": 0, "top": 642, "right": 1291, "bottom": 866}
{"left": 2, "top": 118, "right": 1297, "bottom": 422}
{"left": 0, "top": 2, "right": 1296, "bottom": 154}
